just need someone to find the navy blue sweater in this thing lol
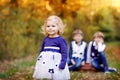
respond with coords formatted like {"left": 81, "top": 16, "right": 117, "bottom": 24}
{"left": 40, "top": 36, "right": 68, "bottom": 69}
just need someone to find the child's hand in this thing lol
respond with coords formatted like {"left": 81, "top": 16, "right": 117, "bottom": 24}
{"left": 71, "top": 59, "right": 75, "bottom": 65}
{"left": 86, "top": 63, "right": 92, "bottom": 66}
{"left": 99, "top": 38, "right": 104, "bottom": 43}
{"left": 82, "top": 61, "right": 85, "bottom": 65}
{"left": 95, "top": 38, "right": 104, "bottom": 45}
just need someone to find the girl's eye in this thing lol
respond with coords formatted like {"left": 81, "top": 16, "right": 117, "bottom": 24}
{"left": 47, "top": 25, "right": 55, "bottom": 27}
{"left": 47, "top": 26, "right": 50, "bottom": 27}
{"left": 52, "top": 25, "right": 55, "bottom": 27}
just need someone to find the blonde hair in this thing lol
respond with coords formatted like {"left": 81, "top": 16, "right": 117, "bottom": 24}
{"left": 72, "top": 29, "right": 83, "bottom": 37}
{"left": 94, "top": 31, "right": 104, "bottom": 39}
{"left": 42, "top": 15, "right": 65, "bottom": 36}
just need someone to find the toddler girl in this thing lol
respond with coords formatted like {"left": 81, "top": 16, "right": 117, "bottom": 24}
{"left": 33, "top": 15, "right": 70, "bottom": 80}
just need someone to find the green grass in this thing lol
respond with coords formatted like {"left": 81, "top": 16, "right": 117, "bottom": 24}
{"left": 0, "top": 42, "right": 120, "bottom": 80}
{"left": 0, "top": 56, "right": 36, "bottom": 80}
{"left": 70, "top": 71, "right": 120, "bottom": 80}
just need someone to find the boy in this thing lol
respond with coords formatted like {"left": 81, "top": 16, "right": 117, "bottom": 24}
{"left": 68, "top": 29, "right": 87, "bottom": 71}
{"left": 86, "top": 31, "right": 116, "bottom": 73}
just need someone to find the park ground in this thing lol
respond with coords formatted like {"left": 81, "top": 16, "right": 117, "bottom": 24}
{"left": 0, "top": 42, "right": 120, "bottom": 80}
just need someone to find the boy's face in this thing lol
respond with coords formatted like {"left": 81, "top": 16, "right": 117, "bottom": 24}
{"left": 94, "top": 37, "right": 104, "bottom": 43}
{"left": 73, "top": 34, "right": 83, "bottom": 43}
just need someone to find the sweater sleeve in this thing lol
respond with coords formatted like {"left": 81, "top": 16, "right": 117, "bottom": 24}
{"left": 83, "top": 43, "right": 87, "bottom": 62}
{"left": 69, "top": 42, "right": 73, "bottom": 59}
{"left": 39, "top": 37, "right": 46, "bottom": 53}
{"left": 58, "top": 38, "right": 68, "bottom": 69}
{"left": 86, "top": 41, "right": 92, "bottom": 63}
{"left": 98, "top": 42, "right": 106, "bottom": 52}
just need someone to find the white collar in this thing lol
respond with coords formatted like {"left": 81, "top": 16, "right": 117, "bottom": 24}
{"left": 93, "top": 41, "right": 97, "bottom": 46}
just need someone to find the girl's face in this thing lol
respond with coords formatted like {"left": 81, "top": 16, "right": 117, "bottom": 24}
{"left": 46, "top": 20, "right": 59, "bottom": 37}
{"left": 73, "top": 34, "right": 83, "bottom": 43}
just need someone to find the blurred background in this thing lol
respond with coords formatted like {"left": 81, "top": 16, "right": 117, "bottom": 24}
{"left": 0, "top": 0, "right": 120, "bottom": 79}
{"left": 0, "top": 0, "right": 120, "bottom": 60}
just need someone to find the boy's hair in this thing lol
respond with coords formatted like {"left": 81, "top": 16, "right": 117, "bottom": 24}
{"left": 93, "top": 31, "right": 104, "bottom": 39}
{"left": 42, "top": 15, "right": 65, "bottom": 35}
{"left": 72, "top": 29, "right": 83, "bottom": 37}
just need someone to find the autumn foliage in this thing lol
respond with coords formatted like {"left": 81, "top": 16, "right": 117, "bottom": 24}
{"left": 0, "top": 0, "right": 120, "bottom": 60}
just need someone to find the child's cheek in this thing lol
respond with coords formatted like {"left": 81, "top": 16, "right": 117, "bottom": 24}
{"left": 94, "top": 39, "right": 99, "bottom": 44}
{"left": 94, "top": 38, "right": 97, "bottom": 42}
